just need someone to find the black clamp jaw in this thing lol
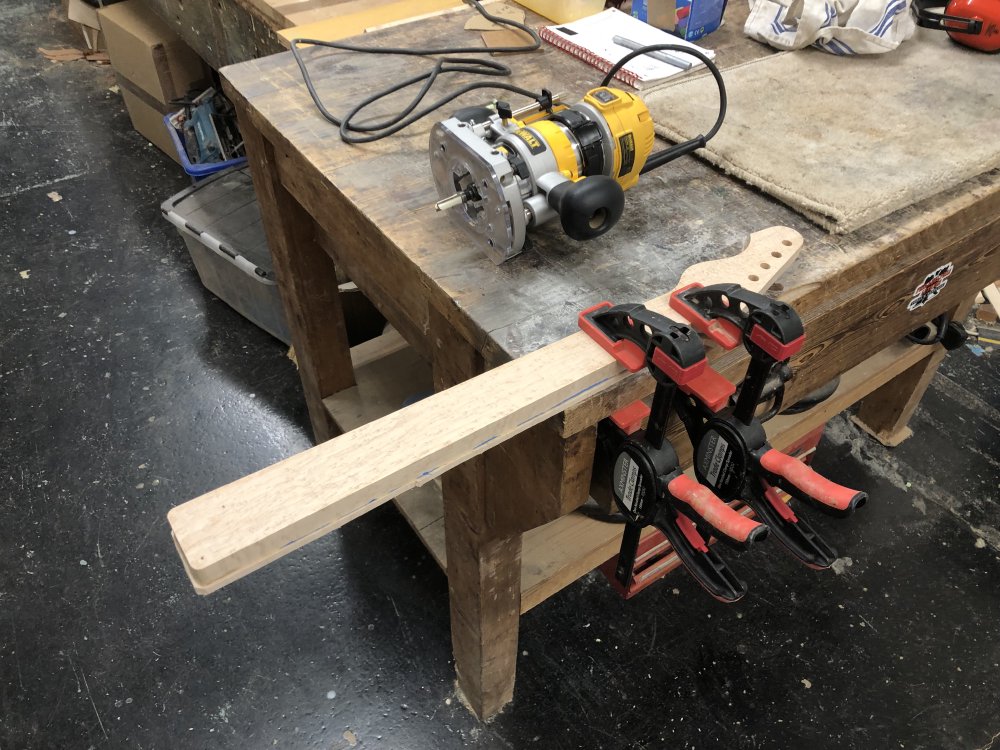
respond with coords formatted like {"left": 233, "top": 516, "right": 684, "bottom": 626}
{"left": 669, "top": 284, "right": 867, "bottom": 570}
{"left": 580, "top": 302, "right": 768, "bottom": 603}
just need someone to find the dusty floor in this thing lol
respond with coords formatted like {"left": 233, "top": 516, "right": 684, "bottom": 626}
{"left": 2, "top": 2, "right": 1000, "bottom": 749}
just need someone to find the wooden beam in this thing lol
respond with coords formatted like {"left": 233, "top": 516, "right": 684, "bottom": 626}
{"left": 275, "top": 0, "right": 465, "bottom": 45}
{"left": 852, "top": 294, "right": 976, "bottom": 445}
{"left": 167, "top": 227, "right": 803, "bottom": 595}
{"left": 241, "top": 122, "right": 355, "bottom": 441}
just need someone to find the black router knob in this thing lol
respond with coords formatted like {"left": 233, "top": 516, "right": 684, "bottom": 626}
{"left": 546, "top": 176, "right": 625, "bottom": 241}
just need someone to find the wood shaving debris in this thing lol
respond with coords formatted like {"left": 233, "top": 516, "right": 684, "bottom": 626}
{"left": 38, "top": 47, "right": 110, "bottom": 64}
{"left": 38, "top": 46, "right": 85, "bottom": 62}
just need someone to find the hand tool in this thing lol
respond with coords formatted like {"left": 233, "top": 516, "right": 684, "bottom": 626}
{"left": 669, "top": 283, "right": 867, "bottom": 569}
{"left": 430, "top": 43, "right": 726, "bottom": 263}
{"left": 579, "top": 301, "right": 767, "bottom": 602}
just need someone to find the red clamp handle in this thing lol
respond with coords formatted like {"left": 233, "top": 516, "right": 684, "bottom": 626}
{"left": 667, "top": 474, "right": 766, "bottom": 545}
{"left": 758, "top": 449, "right": 867, "bottom": 514}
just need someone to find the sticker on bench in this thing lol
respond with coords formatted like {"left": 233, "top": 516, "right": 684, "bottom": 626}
{"left": 907, "top": 262, "right": 953, "bottom": 311}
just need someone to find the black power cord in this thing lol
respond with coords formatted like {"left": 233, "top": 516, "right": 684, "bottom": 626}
{"left": 291, "top": 1, "right": 728, "bottom": 150}
{"left": 601, "top": 44, "right": 727, "bottom": 173}
{"left": 290, "top": 0, "right": 543, "bottom": 143}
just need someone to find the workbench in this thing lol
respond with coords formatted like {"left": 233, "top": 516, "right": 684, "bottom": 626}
{"left": 140, "top": 0, "right": 464, "bottom": 69}
{"left": 218, "top": 4, "right": 1000, "bottom": 719}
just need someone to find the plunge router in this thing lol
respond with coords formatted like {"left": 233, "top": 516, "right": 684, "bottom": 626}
{"left": 430, "top": 73, "right": 725, "bottom": 264}
{"left": 430, "top": 88, "right": 660, "bottom": 264}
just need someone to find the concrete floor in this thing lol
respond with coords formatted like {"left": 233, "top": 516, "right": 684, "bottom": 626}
{"left": 2, "top": 2, "right": 1000, "bottom": 748}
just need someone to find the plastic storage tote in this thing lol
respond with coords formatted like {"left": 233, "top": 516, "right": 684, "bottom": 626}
{"left": 161, "top": 166, "right": 291, "bottom": 344}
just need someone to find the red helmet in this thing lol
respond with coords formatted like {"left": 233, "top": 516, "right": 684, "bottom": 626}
{"left": 914, "top": 0, "right": 1000, "bottom": 51}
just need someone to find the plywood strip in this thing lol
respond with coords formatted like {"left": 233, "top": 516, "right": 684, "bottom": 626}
{"left": 168, "top": 227, "right": 802, "bottom": 594}
{"left": 277, "top": 0, "right": 465, "bottom": 45}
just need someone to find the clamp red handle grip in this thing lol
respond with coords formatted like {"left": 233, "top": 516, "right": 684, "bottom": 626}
{"left": 667, "top": 474, "right": 765, "bottom": 545}
{"left": 758, "top": 449, "right": 866, "bottom": 513}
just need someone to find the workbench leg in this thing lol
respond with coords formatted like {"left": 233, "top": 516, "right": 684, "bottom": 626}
{"left": 853, "top": 297, "right": 974, "bottom": 446}
{"left": 431, "top": 309, "right": 521, "bottom": 719}
{"left": 444, "top": 474, "right": 522, "bottom": 718}
{"left": 241, "top": 120, "right": 354, "bottom": 443}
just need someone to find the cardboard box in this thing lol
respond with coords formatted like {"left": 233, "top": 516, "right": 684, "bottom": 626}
{"left": 98, "top": 0, "right": 208, "bottom": 103}
{"left": 67, "top": 0, "right": 105, "bottom": 50}
{"left": 117, "top": 75, "right": 181, "bottom": 164}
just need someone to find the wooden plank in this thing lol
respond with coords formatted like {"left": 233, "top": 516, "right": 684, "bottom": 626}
{"left": 168, "top": 227, "right": 802, "bottom": 594}
{"left": 853, "top": 295, "right": 976, "bottom": 446}
{"left": 428, "top": 305, "right": 521, "bottom": 719}
{"left": 277, "top": 0, "right": 465, "bottom": 45}
{"left": 348, "top": 325, "right": 407, "bottom": 369}
{"left": 240, "top": 122, "right": 355, "bottom": 441}
{"left": 982, "top": 282, "right": 1000, "bottom": 311}
{"left": 326, "top": 342, "right": 430, "bottom": 429}
{"left": 324, "top": 331, "right": 447, "bottom": 568}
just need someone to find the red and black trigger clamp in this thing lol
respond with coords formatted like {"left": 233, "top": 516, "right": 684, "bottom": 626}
{"left": 669, "top": 284, "right": 867, "bottom": 570}
{"left": 579, "top": 302, "right": 768, "bottom": 603}
{"left": 671, "top": 283, "right": 803, "bottom": 421}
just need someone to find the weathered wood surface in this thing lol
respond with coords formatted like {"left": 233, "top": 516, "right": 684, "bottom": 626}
{"left": 219, "top": 3, "right": 1000, "bottom": 382}
{"left": 219, "top": 6, "right": 798, "bottom": 359}
{"left": 854, "top": 295, "right": 977, "bottom": 446}
{"left": 140, "top": 0, "right": 285, "bottom": 69}
{"left": 241, "top": 121, "right": 355, "bottom": 440}
{"left": 428, "top": 305, "right": 522, "bottom": 718}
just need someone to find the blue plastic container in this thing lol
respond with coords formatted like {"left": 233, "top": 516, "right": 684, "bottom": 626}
{"left": 164, "top": 112, "right": 248, "bottom": 180}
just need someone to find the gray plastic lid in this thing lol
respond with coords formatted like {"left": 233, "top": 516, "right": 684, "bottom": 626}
{"left": 160, "top": 167, "right": 275, "bottom": 281}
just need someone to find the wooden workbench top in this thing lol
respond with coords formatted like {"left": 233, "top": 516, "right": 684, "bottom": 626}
{"left": 221, "top": 4, "right": 1000, "bottom": 365}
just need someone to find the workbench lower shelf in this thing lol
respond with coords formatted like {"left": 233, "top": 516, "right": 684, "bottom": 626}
{"left": 323, "top": 329, "right": 936, "bottom": 612}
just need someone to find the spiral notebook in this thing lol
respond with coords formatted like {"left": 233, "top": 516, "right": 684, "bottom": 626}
{"left": 539, "top": 8, "right": 714, "bottom": 90}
